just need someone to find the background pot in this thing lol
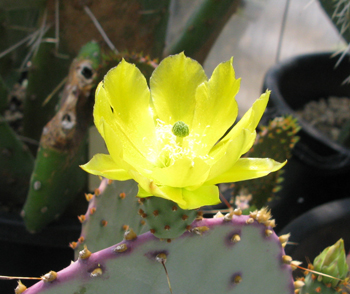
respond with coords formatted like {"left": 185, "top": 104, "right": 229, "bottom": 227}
{"left": 262, "top": 52, "right": 350, "bottom": 231}
{"left": 279, "top": 197, "right": 350, "bottom": 266}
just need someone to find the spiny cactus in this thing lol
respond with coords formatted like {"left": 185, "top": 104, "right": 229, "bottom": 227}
{"left": 297, "top": 239, "right": 349, "bottom": 294}
{"left": 22, "top": 41, "right": 101, "bottom": 232}
{"left": 18, "top": 208, "right": 295, "bottom": 294}
{"left": 71, "top": 178, "right": 149, "bottom": 257}
{"left": 223, "top": 115, "right": 300, "bottom": 210}
{"left": 318, "top": 0, "right": 350, "bottom": 44}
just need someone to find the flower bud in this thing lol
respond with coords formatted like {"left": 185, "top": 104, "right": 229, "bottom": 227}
{"left": 313, "top": 239, "right": 348, "bottom": 288}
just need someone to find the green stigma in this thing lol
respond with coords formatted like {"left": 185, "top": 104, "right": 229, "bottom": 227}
{"left": 172, "top": 121, "right": 190, "bottom": 137}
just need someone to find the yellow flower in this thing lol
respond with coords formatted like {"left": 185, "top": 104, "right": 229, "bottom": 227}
{"left": 81, "top": 53, "right": 286, "bottom": 210}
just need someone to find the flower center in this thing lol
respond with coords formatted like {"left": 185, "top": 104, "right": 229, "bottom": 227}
{"left": 148, "top": 119, "right": 212, "bottom": 168}
{"left": 172, "top": 121, "right": 189, "bottom": 137}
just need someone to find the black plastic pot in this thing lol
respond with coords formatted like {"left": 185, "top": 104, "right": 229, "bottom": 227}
{"left": 279, "top": 197, "right": 350, "bottom": 265}
{"left": 262, "top": 52, "right": 350, "bottom": 230}
{"left": 0, "top": 211, "right": 80, "bottom": 293}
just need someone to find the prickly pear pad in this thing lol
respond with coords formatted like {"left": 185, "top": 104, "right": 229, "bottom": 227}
{"left": 24, "top": 215, "right": 294, "bottom": 294}
{"left": 73, "top": 179, "right": 149, "bottom": 256}
{"left": 141, "top": 196, "right": 198, "bottom": 239}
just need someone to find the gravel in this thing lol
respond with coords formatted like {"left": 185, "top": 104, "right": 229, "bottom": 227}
{"left": 296, "top": 96, "right": 350, "bottom": 142}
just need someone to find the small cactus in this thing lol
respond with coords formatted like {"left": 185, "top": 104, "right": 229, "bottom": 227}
{"left": 298, "top": 239, "right": 349, "bottom": 294}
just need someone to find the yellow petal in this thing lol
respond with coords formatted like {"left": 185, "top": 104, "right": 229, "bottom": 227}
{"left": 80, "top": 154, "right": 131, "bottom": 181}
{"left": 181, "top": 185, "right": 220, "bottom": 210}
{"left": 100, "top": 112, "right": 154, "bottom": 172}
{"left": 137, "top": 185, "right": 152, "bottom": 197}
{"left": 206, "top": 128, "right": 252, "bottom": 182}
{"left": 130, "top": 170, "right": 172, "bottom": 200}
{"left": 94, "top": 82, "right": 113, "bottom": 138}
{"left": 191, "top": 58, "right": 240, "bottom": 154}
{"left": 151, "top": 157, "right": 210, "bottom": 188}
{"left": 235, "top": 91, "right": 270, "bottom": 133}
{"left": 152, "top": 186, "right": 187, "bottom": 207}
{"left": 211, "top": 91, "right": 269, "bottom": 155}
{"left": 137, "top": 185, "right": 219, "bottom": 210}
{"left": 205, "top": 158, "right": 287, "bottom": 185}
{"left": 150, "top": 52, "right": 207, "bottom": 126}
{"left": 134, "top": 176, "right": 187, "bottom": 207}
{"left": 97, "top": 59, "right": 156, "bottom": 157}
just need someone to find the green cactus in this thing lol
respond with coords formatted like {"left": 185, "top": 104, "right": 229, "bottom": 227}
{"left": 21, "top": 31, "right": 72, "bottom": 149}
{"left": 22, "top": 41, "right": 101, "bottom": 232}
{"left": 17, "top": 208, "right": 295, "bottom": 294}
{"left": 72, "top": 178, "right": 150, "bottom": 257}
{"left": 0, "top": 115, "right": 34, "bottom": 207}
{"left": 227, "top": 115, "right": 300, "bottom": 210}
{"left": 313, "top": 239, "right": 348, "bottom": 287}
{"left": 298, "top": 239, "right": 349, "bottom": 294}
